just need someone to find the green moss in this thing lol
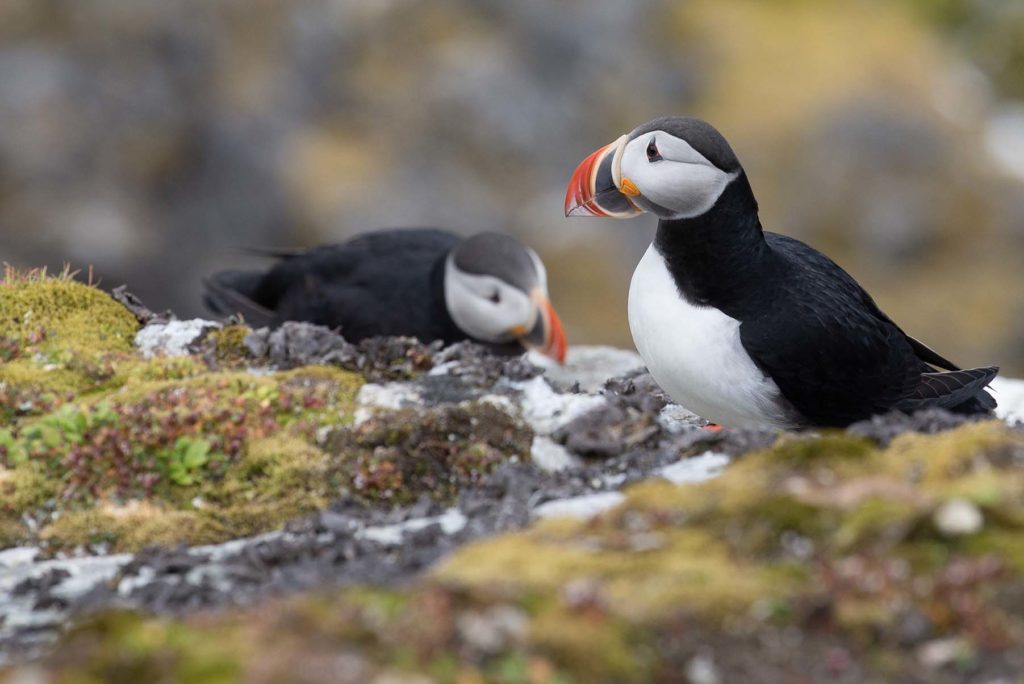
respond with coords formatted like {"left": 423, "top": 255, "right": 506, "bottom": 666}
{"left": 39, "top": 492, "right": 326, "bottom": 553}
{"left": 832, "top": 497, "right": 921, "bottom": 552}
{"left": 214, "top": 436, "right": 331, "bottom": 508}
{"left": 0, "top": 515, "right": 24, "bottom": 548}
{"left": 41, "top": 508, "right": 195, "bottom": 551}
{"left": 0, "top": 358, "right": 361, "bottom": 550}
{"left": 528, "top": 606, "right": 650, "bottom": 683}
{"left": 761, "top": 431, "right": 876, "bottom": 466}
{"left": 883, "top": 420, "right": 1016, "bottom": 483}
{"left": 27, "top": 413, "right": 1024, "bottom": 681}
{"left": 0, "top": 283, "right": 362, "bottom": 549}
{"left": 112, "top": 355, "right": 208, "bottom": 385}
{"left": 0, "top": 359, "right": 91, "bottom": 395}
{"left": 204, "top": 324, "right": 253, "bottom": 366}
{"left": 0, "top": 461, "right": 58, "bottom": 513}
{"left": 51, "top": 611, "right": 242, "bottom": 684}
{"left": 438, "top": 422, "right": 1024, "bottom": 637}
{"left": 0, "top": 278, "right": 139, "bottom": 397}
{"left": 437, "top": 522, "right": 797, "bottom": 625}
{"left": 0, "top": 277, "right": 137, "bottom": 351}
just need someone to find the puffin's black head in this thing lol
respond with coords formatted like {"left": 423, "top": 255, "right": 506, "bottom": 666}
{"left": 444, "top": 232, "right": 567, "bottom": 363}
{"left": 565, "top": 117, "right": 743, "bottom": 221}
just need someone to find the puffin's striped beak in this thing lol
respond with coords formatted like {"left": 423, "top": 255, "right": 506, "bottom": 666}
{"left": 564, "top": 134, "right": 643, "bottom": 219}
{"left": 522, "top": 289, "right": 568, "bottom": 364}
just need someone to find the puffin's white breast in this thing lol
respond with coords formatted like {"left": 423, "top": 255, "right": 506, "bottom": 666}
{"left": 627, "top": 244, "right": 796, "bottom": 429}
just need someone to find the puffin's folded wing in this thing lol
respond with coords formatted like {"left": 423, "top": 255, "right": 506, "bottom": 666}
{"left": 202, "top": 273, "right": 276, "bottom": 328}
{"left": 904, "top": 334, "right": 962, "bottom": 372}
{"left": 892, "top": 366, "right": 999, "bottom": 413}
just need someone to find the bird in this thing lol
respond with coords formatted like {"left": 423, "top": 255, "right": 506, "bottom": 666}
{"left": 564, "top": 116, "right": 997, "bottom": 429}
{"left": 203, "top": 228, "right": 567, "bottom": 362}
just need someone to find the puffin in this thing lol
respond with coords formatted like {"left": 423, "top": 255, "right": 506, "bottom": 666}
{"left": 203, "top": 228, "right": 567, "bottom": 362}
{"left": 565, "top": 116, "right": 997, "bottom": 429}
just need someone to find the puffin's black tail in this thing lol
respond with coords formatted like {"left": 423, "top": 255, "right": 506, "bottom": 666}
{"left": 202, "top": 271, "right": 275, "bottom": 328}
{"left": 948, "top": 388, "right": 998, "bottom": 415}
{"left": 895, "top": 366, "right": 999, "bottom": 416}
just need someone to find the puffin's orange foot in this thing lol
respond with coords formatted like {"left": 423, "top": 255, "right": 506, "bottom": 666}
{"left": 702, "top": 423, "right": 723, "bottom": 432}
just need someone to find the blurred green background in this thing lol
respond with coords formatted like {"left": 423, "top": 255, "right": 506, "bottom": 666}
{"left": 1, "top": 0, "right": 1022, "bottom": 372}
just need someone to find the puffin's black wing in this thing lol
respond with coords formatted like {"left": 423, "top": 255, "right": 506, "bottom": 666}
{"left": 903, "top": 335, "right": 961, "bottom": 371}
{"left": 203, "top": 271, "right": 276, "bottom": 327}
{"left": 203, "top": 228, "right": 464, "bottom": 342}
{"left": 893, "top": 366, "right": 999, "bottom": 413}
{"left": 738, "top": 234, "right": 995, "bottom": 426}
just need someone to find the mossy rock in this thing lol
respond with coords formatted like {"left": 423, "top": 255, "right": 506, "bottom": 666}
{"left": 4, "top": 368, "right": 360, "bottom": 551}
{"left": 0, "top": 276, "right": 366, "bottom": 551}
{"left": 437, "top": 423, "right": 1024, "bottom": 644}
{"left": 0, "top": 275, "right": 139, "bottom": 397}
{"left": 0, "top": 287, "right": 539, "bottom": 551}
{"left": 22, "top": 422, "right": 1024, "bottom": 682}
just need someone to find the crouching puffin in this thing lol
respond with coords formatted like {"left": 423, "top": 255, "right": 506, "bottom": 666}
{"left": 565, "top": 116, "right": 997, "bottom": 428}
{"left": 204, "top": 228, "right": 567, "bottom": 362}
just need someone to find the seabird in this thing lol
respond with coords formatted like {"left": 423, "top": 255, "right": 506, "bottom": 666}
{"left": 204, "top": 228, "right": 567, "bottom": 362}
{"left": 564, "top": 116, "right": 997, "bottom": 428}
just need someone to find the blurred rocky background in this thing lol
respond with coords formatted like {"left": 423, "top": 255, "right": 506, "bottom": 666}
{"left": 1, "top": 0, "right": 1023, "bottom": 372}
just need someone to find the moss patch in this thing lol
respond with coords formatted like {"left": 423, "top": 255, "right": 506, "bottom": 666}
{"left": 4, "top": 367, "right": 360, "bottom": 551}
{"left": 0, "top": 273, "right": 139, "bottom": 397}
{"left": 201, "top": 324, "right": 254, "bottom": 368}
{"left": 21, "top": 422, "right": 1024, "bottom": 682}
{"left": 437, "top": 422, "right": 1024, "bottom": 649}
{"left": 0, "top": 273, "right": 377, "bottom": 551}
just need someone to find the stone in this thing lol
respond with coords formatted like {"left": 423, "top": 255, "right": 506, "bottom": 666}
{"left": 933, "top": 498, "right": 984, "bottom": 537}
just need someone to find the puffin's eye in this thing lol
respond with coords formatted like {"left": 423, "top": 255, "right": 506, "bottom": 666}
{"left": 646, "top": 139, "right": 662, "bottom": 162}
{"left": 488, "top": 291, "right": 501, "bottom": 304}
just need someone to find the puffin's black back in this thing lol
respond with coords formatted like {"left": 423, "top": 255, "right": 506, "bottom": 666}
{"left": 204, "top": 228, "right": 466, "bottom": 344}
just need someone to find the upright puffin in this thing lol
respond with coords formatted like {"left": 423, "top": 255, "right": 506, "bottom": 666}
{"left": 565, "top": 116, "right": 997, "bottom": 429}
{"left": 204, "top": 228, "right": 567, "bottom": 362}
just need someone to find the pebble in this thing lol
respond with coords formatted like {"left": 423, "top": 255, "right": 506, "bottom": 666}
{"left": 685, "top": 652, "right": 721, "bottom": 684}
{"left": 933, "top": 498, "right": 984, "bottom": 537}
{"left": 917, "top": 636, "right": 970, "bottom": 668}
{"left": 371, "top": 672, "right": 434, "bottom": 684}
{"left": 656, "top": 451, "right": 729, "bottom": 484}
{"left": 529, "top": 435, "right": 582, "bottom": 472}
{"left": 512, "top": 376, "right": 606, "bottom": 434}
{"left": 456, "top": 605, "right": 528, "bottom": 654}
{"left": 534, "top": 492, "right": 625, "bottom": 520}
{"left": 134, "top": 319, "right": 218, "bottom": 358}
{"left": 529, "top": 346, "right": 644, "bottom": 393}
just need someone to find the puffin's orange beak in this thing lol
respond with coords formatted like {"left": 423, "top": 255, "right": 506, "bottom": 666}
{"left": 522, "top": 289, "right": 568, "bottom": 364}
{"left": 564, "top": 134, "right": 643, "bottom": 219}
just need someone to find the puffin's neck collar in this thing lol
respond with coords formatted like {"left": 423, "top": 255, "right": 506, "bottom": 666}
{"left": 653, "top": 172, "right": 769, "bottom": 308}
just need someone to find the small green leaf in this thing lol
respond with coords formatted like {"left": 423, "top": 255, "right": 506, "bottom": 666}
{"left": 184, "top": 440, "right": 210, "bottom": 468}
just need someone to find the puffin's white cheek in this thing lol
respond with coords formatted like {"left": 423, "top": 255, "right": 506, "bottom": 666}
{"left": 637, "top": 163, "right": 734, "bottom": 219}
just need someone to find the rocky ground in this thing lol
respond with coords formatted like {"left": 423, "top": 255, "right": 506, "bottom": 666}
{"left": 2, "top": 273, "right": 1024, "bottom": 683}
